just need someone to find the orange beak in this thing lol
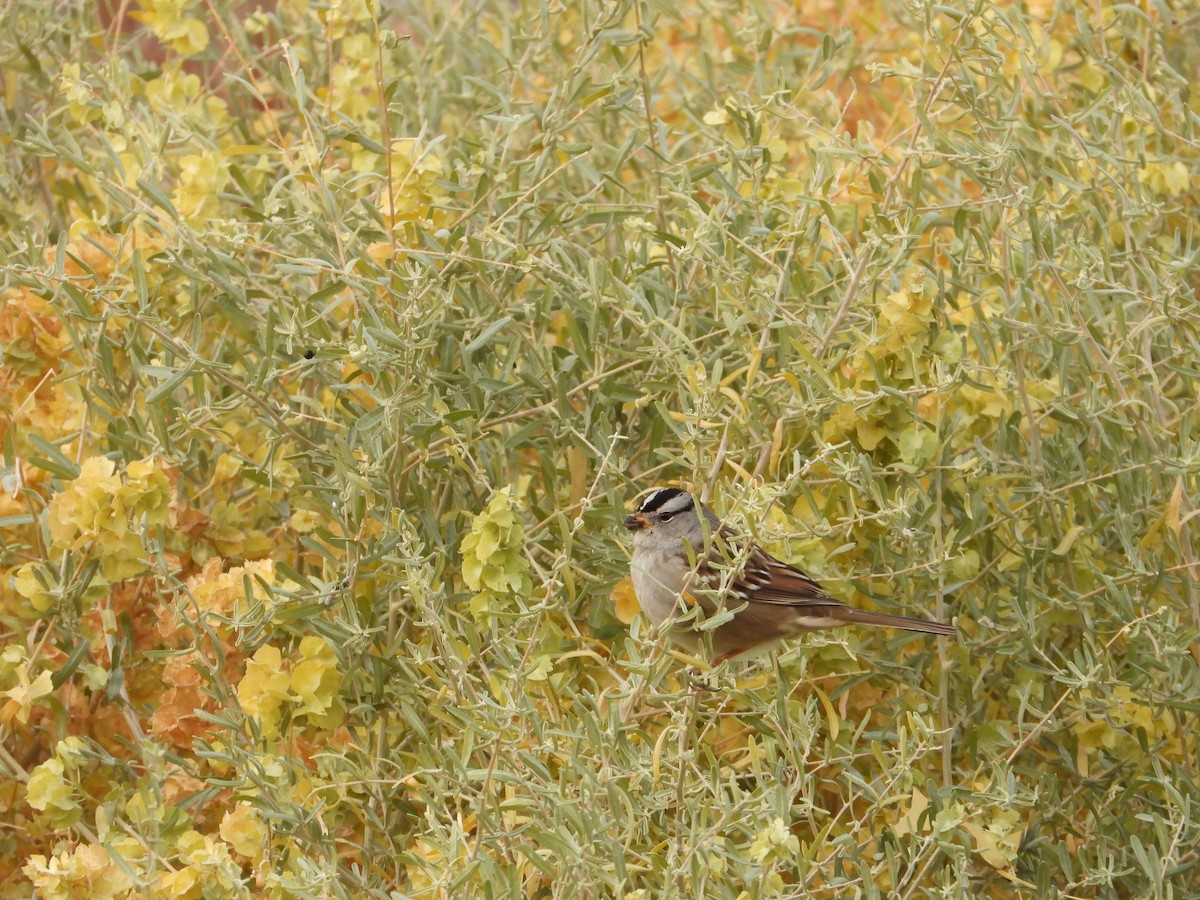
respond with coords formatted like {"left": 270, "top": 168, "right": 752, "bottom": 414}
{"left": 623, "top": 513, "right": 650, "bottom": 531}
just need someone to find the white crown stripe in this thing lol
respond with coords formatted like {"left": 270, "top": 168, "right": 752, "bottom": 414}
{"left": 638, "top": 488, "right": 694, "bottom": 514}
{"left": 638, "top": 488, "right": 671, "bottom": 511}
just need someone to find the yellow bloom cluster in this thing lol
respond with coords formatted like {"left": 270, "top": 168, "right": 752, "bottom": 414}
{"left": 220, "top": 802, "right": 269, "bottom": 863}
{"left": 819, "top": 272, "right": 944, "bottom": 457}
{"left": 23, "top": 843, "right": 131, "bottom": 900}
{"left": 317, "top": 0, "right": 373, "bottom": 40}
{"left": 43, "top": 458, "right": 170, "bottom": 585}
{"left": 748, "top": 816, "right": 799, "bottom": 864}
{"left": 324, "top": 33, "right": 382, "bottom": 124}
{"left": 145, "top": 64, "right": 230, "bottom": 127}
{"left": 173, "top": 150, "right": 229, "bottom": 222}
{"left": 878, "top": 282, "right": 935, "bottom": 355}
{"left": 45, "top": 456, "right": 170, "bottom": 582}
{"left": 131, "top": 0, "right": 209, "bottom": 56}
{"left": 24, "top": 737, "right": 88, "bottom": 828}
{"left": 460, "top": 487, "right": 533, "bottom": 618}
{"left": 1, "top": 286, "right": 72, "bottom": 380}
{"left": 155, "top": 830, "right": 245, "bottom": 897}
{"left": 237, "top": 636, "right": 342, "bottom": 737}
{"left": 1071, "top": 685, "right": 1180, "bottom": 778}
{"left": 23, "top": 814, "right": 266, "bottom": 899}
{"left": 1139, "top": 160, "right": 1190, "bottom": 198}
{"left": 57, "top": 63, "right": 100, "bottom": 124}
{"left": 0, "top": 646, "right": 55, "bottom": 724}
{"left": 821, "top": 271, "right": 1062, "bottom": 465}
{"left": 379, "top": 138, "right": 449, "bottom": 228}
{"left": 174, "top": 557, "right": 278, "bottom": 631}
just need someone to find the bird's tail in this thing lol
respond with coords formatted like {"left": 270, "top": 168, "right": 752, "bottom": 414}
{"left": 833, "top": 607, "right": 956, "bottom": 636}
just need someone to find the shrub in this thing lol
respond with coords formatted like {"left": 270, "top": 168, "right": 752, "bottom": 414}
{"left": 1, "top": 0, "right": 1197, "bottom": 895}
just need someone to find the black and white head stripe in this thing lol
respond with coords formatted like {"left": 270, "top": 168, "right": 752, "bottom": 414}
{"left": 638, "top": 488, "right": 694, "bottom": 515}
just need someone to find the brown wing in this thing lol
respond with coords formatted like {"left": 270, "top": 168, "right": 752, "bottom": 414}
{"left": 699, "top": 532, "right": 956, "bottom": 637}
{"left": 738, "top": 548, "right": 833, "bottom": 604}
{"left": 697, "top": 531, "right": 842, "bottom": 609}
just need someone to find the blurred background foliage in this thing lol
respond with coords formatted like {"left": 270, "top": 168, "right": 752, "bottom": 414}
{"left": 1, "top": 0, "right": 1198, "bottom": 895}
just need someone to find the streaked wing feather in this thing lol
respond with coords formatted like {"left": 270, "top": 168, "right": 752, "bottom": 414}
{"left": 700, "top": 536, "right": 848, "bottom": 612}
{"left": 692, "top": 529, "right": 955, "bottom": 643}
{"left": 744, "top": 553, "right": 833, "bottom": 605}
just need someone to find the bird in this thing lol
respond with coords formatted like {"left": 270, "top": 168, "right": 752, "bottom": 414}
{"left": 623, "top": 487, "right": 955, "bottom": 662}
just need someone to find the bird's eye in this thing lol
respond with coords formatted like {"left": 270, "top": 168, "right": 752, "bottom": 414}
{"left": 659, "top": 512, "right": 675, "bottom": 522}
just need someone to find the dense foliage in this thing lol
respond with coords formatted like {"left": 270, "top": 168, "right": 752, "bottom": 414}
{"left": 1, "top": 0, "right": 1198, "bottom": 896}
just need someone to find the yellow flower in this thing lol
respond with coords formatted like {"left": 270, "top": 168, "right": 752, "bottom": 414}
{"left": 878, "top": 281, "right": 934, "bottom": 352}
{"left": 47, "top": 456, "right": 121, "bottom": 549}
{"left": 319, "top": 0, "right": 373, "bottom": 39}
{"left": 237, "top": 644, "right": 292, "bottom": 736}
{"left": 26, "top": 757, "right": 82, "bottom": 826}
{"left": 173, "top": 150, "right": 229, "bottom": 221}
{"left": 1071, "top": 685, "right": 1178, "bottom": 777}
{"left": 236, "top": 637, "right": 343, "bottom": 735}
{"left": 323, "top": 34, "right": 379, "bottom": 126}
{"left": 220, "top": 802, "right": 267, "bottom": 862}
{"left": 120, "top": 458, "right": 171, "bottom": 523}
{"left": 45, "top": 456, "right": 170, "bottom": 582}
{"left": 95, "top": 530, "right": 147, "bottom": 581}
{"left": 288, "top": 509, "right": 321, "bottom": 533}
{"left": 378, "top": 138, "right": 449, "bottom": 227}
{"left": 171, "top": 830, "right": 242, "bottom": 894}
{"left": 23, "top": 844, "right": 131, "bottom": 900}
{"left": 144, "top": 63, "right": 230, "bottom": 126}
{"left": 1139, "top": 160, "right": 1190, "bottom": 198}
{"left": 748, "top": 817, "right": 798, "bottom": 864}
{"left": 179, "top": 558, "right": 276, "bottom": 629}
{"left": 131, "top": 0, "right": 210, "bottom": 55}
{"left": 290, "top": 636, "right": 341, "bottom": 723}
{"left": 56, "top": 735, "right": 89, "bottom": 766}
{"left": 57, "top": 63, "right": 99, "bottom": 123}
{"left": 2, "top": 666, "right": 53, "bottom": 726}
{"left": 145, "top": 64, "right": 202, "bottom": 111}
{"left": 461, "top": 487, "right": 532, "bottom": 618}
{"left": 610, "top": 576, "right": 640, "bottom": 625}
{"left": 157, "top": 866, "right": 201, "bottom": 898}
{"left": 962, "top": 806, "right": 1021, "bottom": 876}
{"left": 12, "top": 562, "right": 54, "bottom": 613}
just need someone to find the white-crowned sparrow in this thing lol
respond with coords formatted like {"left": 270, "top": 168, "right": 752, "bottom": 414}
{"left": 623, "top": 487, "right": 955, "bottom": 662}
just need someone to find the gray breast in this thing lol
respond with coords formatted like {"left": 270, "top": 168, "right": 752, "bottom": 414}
{"left": 630, "top": 547, "right": 692, "bottom": 627}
